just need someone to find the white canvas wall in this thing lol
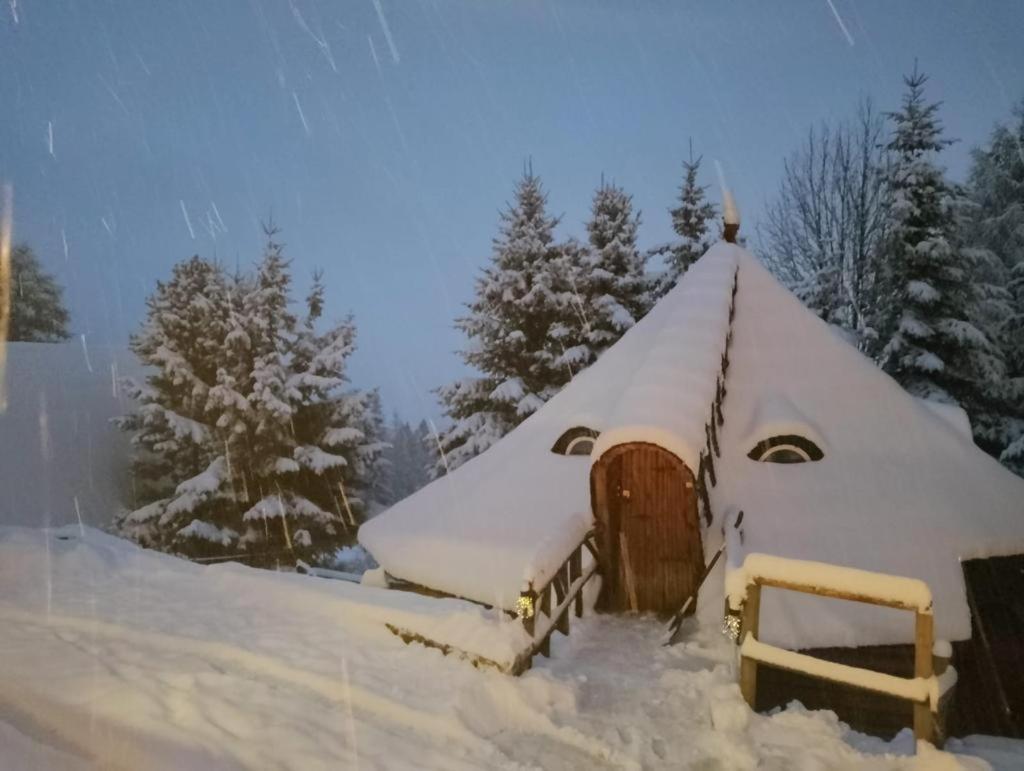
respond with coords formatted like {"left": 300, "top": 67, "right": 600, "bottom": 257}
{"left": 0, "top": 342, "right": 137, "bottom": 529}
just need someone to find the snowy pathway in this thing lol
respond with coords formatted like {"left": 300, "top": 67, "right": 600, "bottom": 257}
{"left": 0, "top": 527, "right": 999, "bottom": 769}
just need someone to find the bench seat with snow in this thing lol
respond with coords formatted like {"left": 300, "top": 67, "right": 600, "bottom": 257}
{"left": 358, "top": 222, "right": 1024, "bottom": 743}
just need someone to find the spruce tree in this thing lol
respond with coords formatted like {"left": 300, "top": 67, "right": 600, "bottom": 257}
{"left": 382, "top": 415, "right": 433, "bottom": 504}
{"left": 8, "top": 244, "right": 70, "bottom": 341}
{"left": 117, "top": 255, "right": 229, "bottom": 512}
{"left": 1004, "top": 262, "right": 1024, "bottom": 382}
{"left": 356, "top": 389, "right": 392, "bottom": 513}
{"left": 436, "top": 166, "right": 574, "bottom": 471}
{"left": 117, "top": 228, "right": 381, "bottom": 566}
{"left": 651, "top": 147, "right": 717, "bottom": 298}
{"left": 876, "top": 68, "right": 1002, "bottom": 441}
{"left": 966, "top": 100, "right": 1024, "bottom": 474}
{"left": 552, "top": 179, "right": 651, "bottom": 372}
{"left": 998, "top": 262, "right": 1024, "bottom": 476}
{"left": 968, "top": 100, "right": 1024, "bottom": 271}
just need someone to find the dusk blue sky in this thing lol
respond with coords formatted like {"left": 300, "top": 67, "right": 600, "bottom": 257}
{"left": 2, "top": 1, "right": 1022, "bottom": 421}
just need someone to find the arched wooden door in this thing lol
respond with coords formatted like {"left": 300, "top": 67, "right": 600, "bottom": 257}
{"left": 590, "top": 443, "right": 704, "bottom": 614}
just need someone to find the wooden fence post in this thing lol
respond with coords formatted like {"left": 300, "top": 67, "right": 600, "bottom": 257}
{"left": 914, "top": 611, "right": 935, "bottom": 744}
{"left": 739, "top": 583, "right": 761, "bottom": 708}
{"left": 570, "top": 546, "right": 583, "bottom": 618}
{"left": 556, "top": 565, "right": 570, "bottom": 635}
{"left": 539, "top": 585, "right": 552, "bottom": 657}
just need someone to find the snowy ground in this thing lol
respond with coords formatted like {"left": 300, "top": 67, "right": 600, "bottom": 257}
{"left": 0, "top": 527, "right": 1015, "bottom": 770}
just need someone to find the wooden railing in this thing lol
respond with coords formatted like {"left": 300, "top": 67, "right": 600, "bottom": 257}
{"left": 695, "top": 266, "right": 739, "bottom": 529}
{"left": 512, "top": 530, "right": 601, "bottom": 674}
{"left": 735, "top": 554, "right": 954, "bottom": 746}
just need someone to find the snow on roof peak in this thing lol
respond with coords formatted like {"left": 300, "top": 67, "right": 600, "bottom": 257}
{"left": 361, "top": 243, "right": 741, "bottom": 608}
{"left": 591, "top": 243, "right": 738, "bottom": 469}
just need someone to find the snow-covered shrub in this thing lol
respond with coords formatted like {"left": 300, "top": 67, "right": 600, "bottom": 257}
{"left": 329, "top": 544, "right": 378, "bottom": 575}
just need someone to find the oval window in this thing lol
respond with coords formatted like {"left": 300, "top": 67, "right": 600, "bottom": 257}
{"left": 748, "top": 435, "right": 823, "bottom": 463}
{"left": 565, "top": 436, "right": 595, "bottom": 456}
{"left": 552, "top": 426, "right": 599, "bottom": 456}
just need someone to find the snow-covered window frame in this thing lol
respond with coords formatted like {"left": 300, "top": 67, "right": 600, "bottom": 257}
{"left": 747, "top": 434, "right": 824, "bottom": 464}
{"left": 551, "top": 427, "right": 599, "bottom": 456}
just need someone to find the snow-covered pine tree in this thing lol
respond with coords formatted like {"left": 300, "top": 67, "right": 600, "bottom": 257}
{"left": 1004, "top": 262, "right": 1024, "bottom": 380}
{"left": 382, "top": 415, "right": 433, "bottom": 505}
{"left": 997, "top": 262, "right": 1024, "bottom": 476}
{"left": 965, "top": 100, "right": 1024, "bottom": 474}
{"left": 650, "top": 147, "right": 717, "bottom": 298}
{"left": 8, "top": 244, "right": 70, "bottom": 341}
{"left": 964, "top": 105, "right": 1024, "bottom": 349}
{"left": 969, "top": 99, "right": 1024, "bottom": 272}
{"left": 875, "top": 68, "right": 1006, "bottom": 450}
{"left": 117, "top": 229, "right": 380, "bottom": 566}
{"left": 551, "top": 179, "right": 652, "bottom": 373}
{"left": 408, "top": 419, "right": 434, "bottom": 494}
{"left": 354, "top": 389, "right": 392, "bottom": 514}
{"left": 277, "top": 266, "right": 382, "bottom": 556}
{"left": 115, "top": 255, "right": 230, "bottom": 542}
{"left": 436, "top": 166, "right": 575, "bottom": 472}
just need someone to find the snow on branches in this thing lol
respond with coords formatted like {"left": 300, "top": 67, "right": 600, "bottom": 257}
{"left": 435, "top": 167, "right": 652, "bottom": 474}
{"left": 115, "top": 227, "right": 383, "bottom": 565}
{"left": 651, "top": 147, "right": 717, "bottom": 298}
{"left": 876, "top": 68, "right": 1008, "bottom": 449}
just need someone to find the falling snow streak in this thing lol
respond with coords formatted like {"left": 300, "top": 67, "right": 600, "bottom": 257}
{"left": 825, "top": 0, "right": 855, "bottom": 47}
{"left": 364, "top": 33, "right": 407, "bottom": 152}
{"left": 292, "top": 91, "right": 311, "bottom": 136}
{"left": 47, "top": 121, "right": 55, "bottom": 158}
{"left": 73, "top": 496, "right": 85, "bottom": 537}
{"left": 426, "top": 418, "right": 451, "bottom": 478}
{"left": 371, "top": 0, "right": 400, "bottom": 64}
{"left": 384, "top": 94, "right": 409, "bottom": 153}
{"left": 368, "top": 34, "right": 382, "bottom": 75}
{"left": 179, "top": 200, "right": 196, "bottom": 239}
{"left": 98, "top": 74, "right": 132, "bottom": 119}
{"left": 289, "top": 0, "right": 338, "bottom": 73}
{"left": 0, "top": 184, "right": 11, "bottom": 413}
{"left": 79, "top": 334, "right": 93, "bottom": 373}
{"left": 8, "top": 0, "right": 17, "bottom": 25}
{"left": 210, "top": 201, "right": 227, "bottom": 233}
{"left": 38, "top": 392, "right": 52, "bottom": 462}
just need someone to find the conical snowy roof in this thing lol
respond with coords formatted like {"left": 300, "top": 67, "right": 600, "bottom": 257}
{"left": 359, "top": 245, "right": 739, "bottom": 610}
{"left": 361, "top": 243, "right": 1024, "bottom": 649}
{"left": 710, "top": 250, "right": 1024, "bottom": 649}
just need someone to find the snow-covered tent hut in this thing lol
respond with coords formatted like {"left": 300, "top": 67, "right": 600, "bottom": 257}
{"left": 0, "top": 342, "right": 137, "bottom": 530}
{"left": 360, "top": 239, "right": 1024, "bottom": 733}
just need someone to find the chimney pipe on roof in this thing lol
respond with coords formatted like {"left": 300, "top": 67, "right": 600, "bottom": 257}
{"left": 723, "top": 189, "right": 740, "bottom": 244}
